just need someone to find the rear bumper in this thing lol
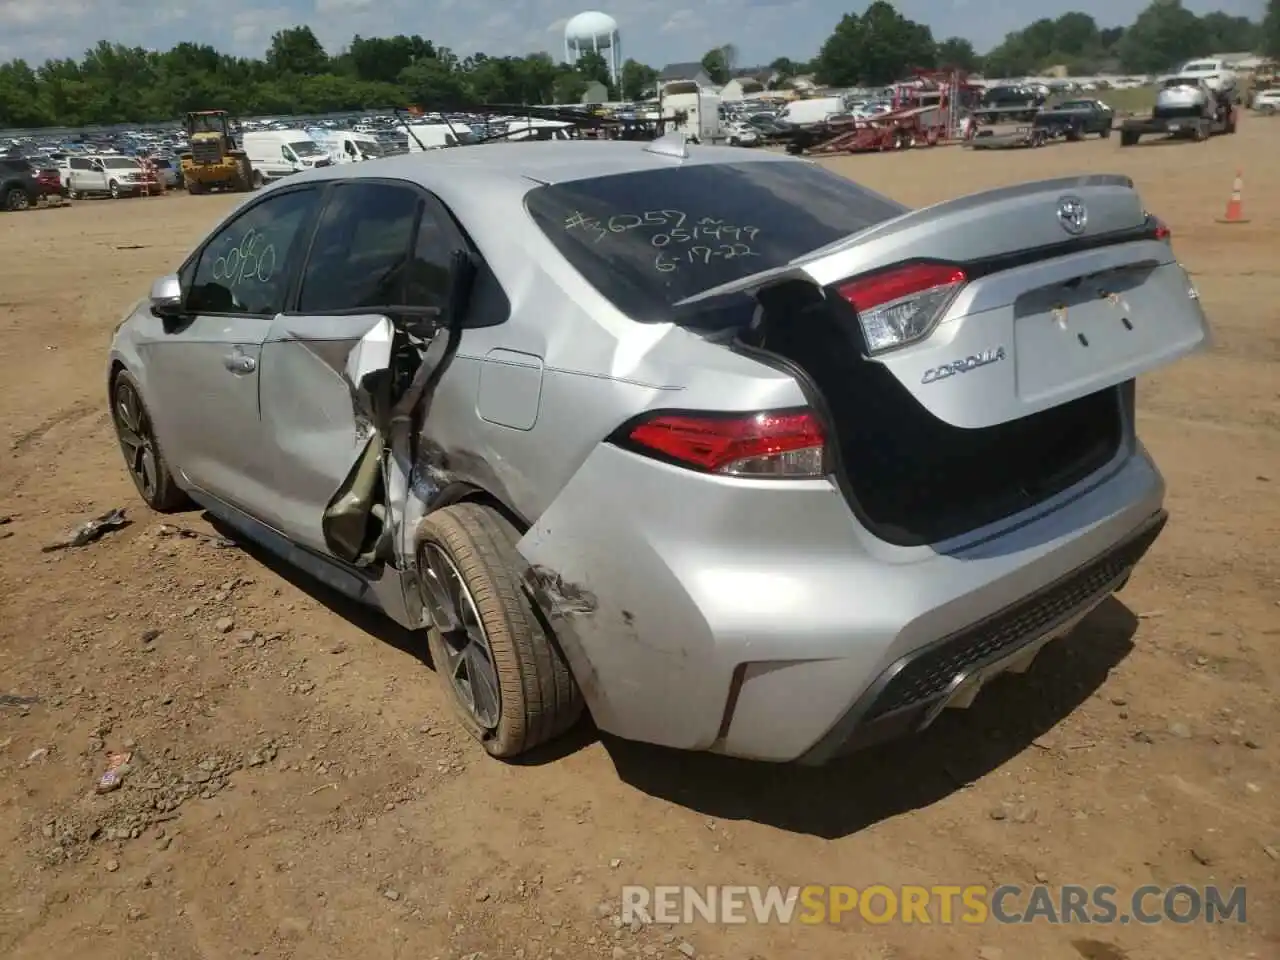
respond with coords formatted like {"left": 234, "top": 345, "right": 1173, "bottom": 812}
{"left": 518, "top": 440, "right": 1167, "bottom": 763}
{"left": 797, "top": 509, "right": 1164, "bottom": 764}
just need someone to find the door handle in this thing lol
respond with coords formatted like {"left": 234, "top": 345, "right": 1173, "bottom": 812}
{"left": 223, "top": 353, "right": 256, "bottom": 374}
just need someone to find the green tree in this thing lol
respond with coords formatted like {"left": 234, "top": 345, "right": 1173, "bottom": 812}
{"left": 343, "top": 35, "right": 434, "bottom": 85}
{"left": 574, "top": 50, "right": 612, "bottom": 88}
{"left": 701, "top": 48, "right": 730, "bottom": 85}
{"left": 1116, "top": 0, "right": 1202, "bottom": 73}
{"left": 620, "top": 59, "right": 657, "bottom": 100}
{"left": 552, "top": 72, "right": 588, "bottom": 103}
{"left": 768, "top": 56, "right": 799, "bottom": 80}
{"left": 1265, "top": 0, "right": 1280, "bottom": 58}
{"left": 265, "top": 26, "right": 328, "bottom": 77}
{"left": 1051, "top": 12, "right": 1101, "bottom": 55}
{"left": 1197, "top": 13, "right": 1261, "bottom": 53}
{"left": 814, "top": 1, "right": 936, "bottom": 87}
{"left": 0, "top": 61, "right": 51, "bottom": 127}
{"left": 399, "top": 53, "right": 471, "bottom": 107}
{"left": 935, "top": 37, "right": 981, "bottom": 72}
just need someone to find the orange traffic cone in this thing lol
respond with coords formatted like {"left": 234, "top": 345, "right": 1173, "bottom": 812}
{"left": 1216, "top": 169, "right": 1249, "bottom": 224}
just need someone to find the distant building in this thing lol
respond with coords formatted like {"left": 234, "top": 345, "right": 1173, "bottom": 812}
{"left": 658, "top": 62, "right": 713, "bottom": 89}
{"left": 580, "top": 80, "right": 609, "bottom": 104}
{"left": 720, "top": 77, "right": 768, "bottom": 101}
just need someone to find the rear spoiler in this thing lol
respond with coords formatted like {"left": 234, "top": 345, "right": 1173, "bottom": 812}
{"left": 675, "top": 174, "right": 1136, "bottom": 308}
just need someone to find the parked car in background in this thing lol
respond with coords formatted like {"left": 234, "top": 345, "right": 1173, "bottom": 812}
{"left": 63, "top": 154, "right": 153, "bottom": 199}
{"left": 724, "top": 121, "right": 761, "bottom": 147}
{"left": 0, "top": 157, "right": 42, "bottom": 210}
{"left": 151, "top": 156, "right": 183, "bottom": 189}
{"left": 975, "top": 84, "right": 1046, "bottom": 123}
{"left": 34, "top": 166, "right": 68, "bottom": 201}
{"left": 108, "top": 141, "right": 1209, "bottom": 765}
{"left": 1033, "top": 99, "right": 1115, "bottom": 140}
{"left": 1252, "top": 88, "right": 1280, "bottom": 113}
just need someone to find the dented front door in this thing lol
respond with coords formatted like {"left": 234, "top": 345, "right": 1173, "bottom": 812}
{"left": 257, "top": 313, "right": 395, "bottom": 560}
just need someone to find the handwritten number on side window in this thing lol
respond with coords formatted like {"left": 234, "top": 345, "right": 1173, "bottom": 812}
{"left": 210, "top": 229, "right": 276, "bottom": 286}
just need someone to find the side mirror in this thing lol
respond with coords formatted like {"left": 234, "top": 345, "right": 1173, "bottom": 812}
{"left": 149, "top": 273, "right": 185, "bottom": 320}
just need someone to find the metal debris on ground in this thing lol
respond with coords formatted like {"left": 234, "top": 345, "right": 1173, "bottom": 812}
{"left": 41, "top": 508, "right": 130, "bottom": 552}
{"left": 0, "top": 693, "right": 40, "bottom": 707}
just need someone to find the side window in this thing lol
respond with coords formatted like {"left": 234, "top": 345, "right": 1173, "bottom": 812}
{"left": 404, "top": 201, "right": 457, "bottom": 311}
{"left": 187, "top": 188, "right": 320, "bottom": 316}
{"left": 71, "top": 158, "right": 91, "bottom": 170}
{"left": 296, "top": 182, "right": 421, "bottom": 313}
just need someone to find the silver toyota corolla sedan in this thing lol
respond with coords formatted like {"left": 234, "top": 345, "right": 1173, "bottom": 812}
{"left": 107, "top": 137, "right": 1209, "bottom": 764}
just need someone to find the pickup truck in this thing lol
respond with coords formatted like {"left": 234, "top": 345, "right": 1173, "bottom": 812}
{"left": 1032, "top": 99, "right": 1115, "bottom": 140}
{"left": 0, "top": 157, "right": 41, "bottom": 211}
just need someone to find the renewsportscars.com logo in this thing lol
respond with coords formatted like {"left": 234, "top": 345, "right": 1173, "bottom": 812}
{"left": 620, "top": 884, "right": 1248, "bottom": 926}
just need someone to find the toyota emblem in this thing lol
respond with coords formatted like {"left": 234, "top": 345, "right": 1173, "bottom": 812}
{"left": 1057, "top": 195, "right": 1087, "bottom": 236}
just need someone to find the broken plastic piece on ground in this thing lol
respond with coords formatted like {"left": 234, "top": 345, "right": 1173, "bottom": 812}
{"left": 96, "top": 752, "right": 134, "bottom": 794}
{"left": 41, "top": 508, "right": 129, "bottom": 552}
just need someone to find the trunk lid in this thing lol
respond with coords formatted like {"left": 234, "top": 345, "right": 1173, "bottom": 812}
{"left": 679, "top": 175, "right": 1209, "bottom": 428}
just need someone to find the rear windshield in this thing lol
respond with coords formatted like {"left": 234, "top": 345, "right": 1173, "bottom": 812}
{"left": 524, "top": 160, "right": 904, "bottom": 325}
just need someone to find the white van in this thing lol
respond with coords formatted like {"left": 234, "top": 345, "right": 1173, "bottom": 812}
{"left": 308, "top": 129, "right": 389, "bottom": 164}
{"left": 395, "top": 123, "right": 475, "bottom": 151}
{"left": 780, "top": 96, "right": 850, "bottom": 127}
{"left": 241, "top": 129, "right": 331, "bottom": 184}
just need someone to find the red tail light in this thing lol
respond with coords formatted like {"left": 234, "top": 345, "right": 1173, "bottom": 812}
{"left": 835, "top": 262, "right": 966, "bottom": 354}
{"left": 621, "top": 409, "right": 826, "bottom": 478}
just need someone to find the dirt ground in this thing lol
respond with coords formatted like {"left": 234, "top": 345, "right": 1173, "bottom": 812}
{"left": 1, "top": 121, "right": 1277, "bottom": 960}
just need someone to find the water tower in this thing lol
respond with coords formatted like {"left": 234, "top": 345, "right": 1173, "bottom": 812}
{"left": 564, "top": 11, "right": 620, "bottom": 85}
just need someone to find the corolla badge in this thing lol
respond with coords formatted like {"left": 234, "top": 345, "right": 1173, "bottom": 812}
{"left": 1057, "top": 195, "right": 1088, "bottom": 236}
{"left": 921, "top": 347, "right": 1007, "bottom": 384}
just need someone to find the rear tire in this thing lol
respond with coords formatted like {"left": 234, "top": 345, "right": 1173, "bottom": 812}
{"left": 187, "top": 179, "right": 204, "bottom": 195}
{"left": 416, "top": 504, "right": 583, "bottom": 758}
{"left": 3, "top": 187, "right": 30, "bottom": 211}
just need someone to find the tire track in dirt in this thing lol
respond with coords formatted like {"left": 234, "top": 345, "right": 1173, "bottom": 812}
{"left": 8, "top": 399, "right": 102, "bottom": 455}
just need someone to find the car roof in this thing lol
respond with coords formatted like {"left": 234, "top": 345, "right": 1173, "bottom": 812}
{"left": 291, "top": 139, "right": 800, "bottom": 190}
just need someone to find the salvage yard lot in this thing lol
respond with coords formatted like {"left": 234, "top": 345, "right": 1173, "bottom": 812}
{"left": 1, "top": 122, "right": 1277, "bottom": 960}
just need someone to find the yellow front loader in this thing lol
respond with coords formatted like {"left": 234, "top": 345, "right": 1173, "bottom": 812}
{"left": 179, "top": 110, "right": 254, "bottom": 194}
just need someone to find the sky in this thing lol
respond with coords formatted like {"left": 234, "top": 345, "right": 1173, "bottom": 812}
{"left": 0, "top": 0, "right": 1267, "bottom": 69}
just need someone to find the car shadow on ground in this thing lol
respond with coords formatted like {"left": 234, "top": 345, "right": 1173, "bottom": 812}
{"left": 201, "top": 510, "right": 599, "bottom": 763}
{"left": 201, "top": 510, "right": 1141, "bottom": 817}
{"left": 604, "top": 596, "right": 1139, "bottom": 839}
{"left": 203, "top": 512, "right": 433, "bottom": 671}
